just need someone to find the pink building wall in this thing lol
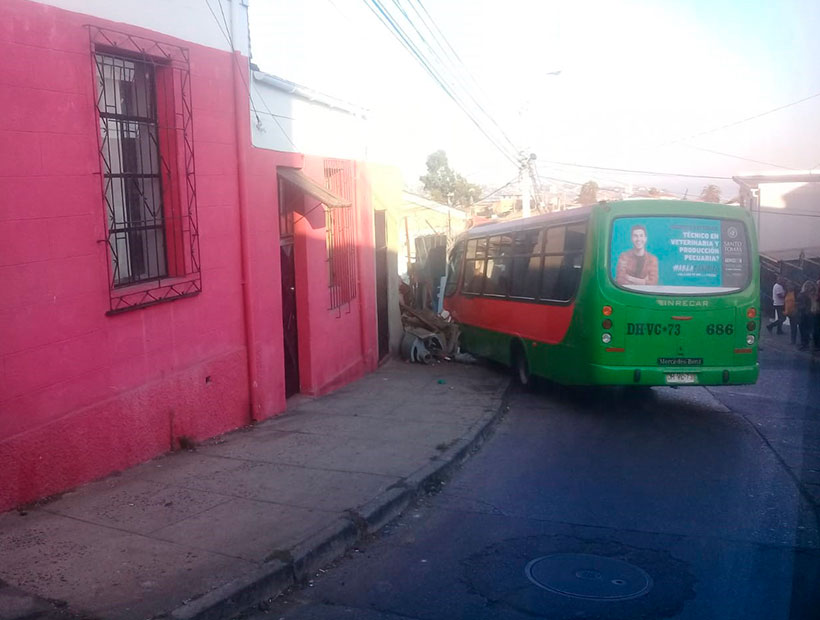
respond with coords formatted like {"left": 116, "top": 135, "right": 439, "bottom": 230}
{"left": 0, "top": 0, "right": 380, "bottom": 512}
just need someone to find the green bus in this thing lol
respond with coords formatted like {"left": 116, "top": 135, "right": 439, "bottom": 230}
{"left": 444, "top": 200, "right": 760, "bottom": 386}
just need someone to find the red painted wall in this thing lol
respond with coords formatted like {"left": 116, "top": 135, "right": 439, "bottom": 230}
{"left": 243, "top": 150, "right": 378, "bottom": 400}
{"left": 0, "top": 0, "right": 380, "bottom": 512}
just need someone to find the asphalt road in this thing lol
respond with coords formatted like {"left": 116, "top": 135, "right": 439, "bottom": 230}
{"left": 258, "top": 344, "right": 820, "bottom": 620}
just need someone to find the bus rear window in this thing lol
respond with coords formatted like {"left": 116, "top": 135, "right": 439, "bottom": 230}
{"left": 610, "top": 217, "right": 750, "bottom": 294}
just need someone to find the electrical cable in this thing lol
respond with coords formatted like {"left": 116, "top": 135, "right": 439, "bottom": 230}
{"left": 361, "top": 0, "right": 521, "bottom": 167}
{"left": 678, "top": 144, "right": 795, "bottom": 170}
{"left": 475, "top": 176, "right": 521, "bottom": 202}
{"left": 206, "top": 0, "right": 298, "bottom": 148}
{"left": 538, "top": 159, "right": 731, "bottom": 180}
{"left": 373, "top": 0, "right": 520, "bottom": 165}
{"left": 400, "top": 0, "right": 520, "bottom": 157}
{"left": 657, "top": 90, "right": 820, "bottom": 147}
{"left": 206, "top": 0, "right": 259, "bottom": 123}
{"left": 250, "top": 83, "right": 299, "bottom": 149}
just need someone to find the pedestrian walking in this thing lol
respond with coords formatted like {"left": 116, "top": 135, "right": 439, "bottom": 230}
{"left": 796, "top": 280, "right": 816, "bottom": 351}
{"left": 766, "top": 277, "right": 787, "bottom": 335}
{"left": 784, "top": 282, "right": 797, "bottom": 345}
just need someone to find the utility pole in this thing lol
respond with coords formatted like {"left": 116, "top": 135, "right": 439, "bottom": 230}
{"left": 519, "top": 152, "right": 536, "bottom": 219}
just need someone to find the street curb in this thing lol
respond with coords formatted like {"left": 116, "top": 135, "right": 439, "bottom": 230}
{"left": 166, "top": 372, "right": 512, "bottom": 620}
{"left": 290, "top": 518, "right": 359, "bottom": 583}
{"left": 169, "top": 559, "right": 291, "bottom": 620}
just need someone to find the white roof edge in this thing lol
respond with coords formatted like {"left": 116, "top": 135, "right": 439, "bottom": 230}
{"left": 252, "top": 71, "right": 369, "bottom": 118}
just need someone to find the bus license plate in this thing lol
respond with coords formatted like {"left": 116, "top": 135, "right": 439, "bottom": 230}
{"left": 665, "top": 373, "right": 697, "bottom": 385}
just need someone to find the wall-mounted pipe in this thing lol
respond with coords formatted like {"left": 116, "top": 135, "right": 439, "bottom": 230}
{"left": 229, "top": 0, "right": 261, "bottom": 421}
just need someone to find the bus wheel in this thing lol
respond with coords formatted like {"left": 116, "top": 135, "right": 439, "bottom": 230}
{"left": 512, "top": 346, "right": 531, "bottom": 387}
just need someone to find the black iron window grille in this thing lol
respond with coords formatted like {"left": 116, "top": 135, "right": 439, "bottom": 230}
{"left": 96, "top": 54, "right": 165, "bottom": 286}
{"left": 90, "top": 26, "right": 201, "bottom": 314}
{"left": 323, "top": 159, "right": 356, "bottom": 311}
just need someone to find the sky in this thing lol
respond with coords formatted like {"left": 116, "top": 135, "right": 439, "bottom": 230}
{"left": 248, "top": 0, "right": 820, "bottom": 199}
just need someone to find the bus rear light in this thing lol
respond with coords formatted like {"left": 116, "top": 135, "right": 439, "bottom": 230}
{"left": 602, "top": 305, "right": 613, "bottom": 316}
{"left": 605, "top": 347, "right": 625, "bottom": 352}
{"left": 746, "top": 334, "right": 755, "bottom": 345}
{"left": 746, "top": 321, "right": 756, "bottom": 331}
{"left": 734, "top": 348, "right": 753, "bottom": 354}
{"left": 746, "top": 308, "right": 757, "bottom": 319}
{"left": 601, "top": 333, "right": 612, "bottom": 344}
{"left": 602, "top": 319, "right": 612, "bottom": 329}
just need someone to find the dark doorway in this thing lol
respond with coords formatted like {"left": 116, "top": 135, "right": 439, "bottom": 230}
{"left": 279, "top": 179, "right": 300, "bottom": 397}
{"left": 374, "top": 210, "right": 390, "bottom": 361}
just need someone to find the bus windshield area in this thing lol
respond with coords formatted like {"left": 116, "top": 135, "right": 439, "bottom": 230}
{"left": 610, "top": 216, "right": 750, "bottom": 295}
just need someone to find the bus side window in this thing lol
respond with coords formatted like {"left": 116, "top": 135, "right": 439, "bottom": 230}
{"left": 540, "top": 225, "right": 565, "bottom": 301}
{"left": 485, "top": 235, "right": 513, "bottom": 296}
{"left": 541, "top": 222, "right": 586, "bottom": 302}
{"left": 541, "top": 255, "right": 563, "bottom": 301}
{"left": 444, "top": 241, "right": 465, "bottom": 297}
{"left": 509, "top": 229, "right": 542, "bottom": 299}
{"left": 544, "top": 226, "right": 566, "bottom": 253}
{"left": 463, "top": 237, "right": 488, "bottom": 294}
{"left": 565, "top": 222, "right": 587, "bottom": 252}
{"left": 555, "top": 252, "right": 584, "bottom": 300}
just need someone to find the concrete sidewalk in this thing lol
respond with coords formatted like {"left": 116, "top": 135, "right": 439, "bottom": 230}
{"left": 0, "top": 360, "right": 509, "bottom": 620}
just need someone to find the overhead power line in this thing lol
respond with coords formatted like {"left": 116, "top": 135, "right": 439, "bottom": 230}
{"left": 360, "top": 0, "right": 521, "bottom": 167}
{"left": 679, "top": 144, "right": 794, "bottom": 170}
{"left": 475, "top": 176, "right": 520, "bottom": 202}
{"left": 207, "top": 0, "right": 300, "bottom": 149}
{"left": 659, "top": 90, "right": 820, "bottom": 147}
{"left": 403, "top": 0, "right": 518, "bottom": 155}
{"left": 539, "top": 159, "right": 731, "bottom": 180}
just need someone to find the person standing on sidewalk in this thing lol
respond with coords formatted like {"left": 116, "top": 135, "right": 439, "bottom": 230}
{"left": 784, "top": 282, "right": 797, "bottom": 345}
{"left": 796, "top": 280, "right": 816, "bottom": 351}
{"left": 767, "top": 277, "right": 787, "bottom": 335}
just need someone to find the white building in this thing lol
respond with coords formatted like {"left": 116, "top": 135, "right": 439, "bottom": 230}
{"left": 733, "top": 172, "right": 820, "bottom": 258}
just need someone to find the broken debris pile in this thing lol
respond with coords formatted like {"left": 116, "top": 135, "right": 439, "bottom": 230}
{"left": 399, "top": 305, "right": 465, "bottom": 364}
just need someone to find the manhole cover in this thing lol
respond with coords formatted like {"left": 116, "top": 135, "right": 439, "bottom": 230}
{"left": 525, "top": 553, "right": 653, "bottom": 600}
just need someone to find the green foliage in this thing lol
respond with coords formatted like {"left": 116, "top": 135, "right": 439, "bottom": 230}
{"left": 700, "top": 184, "right": 721, "bottom": 203}
{"left": 419, "top": 150, "right": 481, "bottom": 208}
{"left": 578, "top": 180, "right": 599, "bottom": 206}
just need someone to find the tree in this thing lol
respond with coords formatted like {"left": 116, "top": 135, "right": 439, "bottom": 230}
{"left": 700, "top": 184, "right": 721, "bottom": 203}
{"left": 578, "top": 180, "right": 599, "bottom": 206}
{"left": 419, "top": 150, "right": 481, "bottom": 208}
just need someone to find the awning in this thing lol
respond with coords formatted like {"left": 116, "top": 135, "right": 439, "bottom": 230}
{"left": 277, "top": 167, "right": 351, "bottom": 208}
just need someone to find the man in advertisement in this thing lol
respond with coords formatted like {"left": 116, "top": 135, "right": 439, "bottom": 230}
{"left": 616, "top": 224, "right": 659, "bottom": 286}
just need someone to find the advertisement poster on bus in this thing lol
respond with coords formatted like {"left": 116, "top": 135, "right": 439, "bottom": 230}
{"left": 610, "top": 217, "right": 748, "bottom": 293}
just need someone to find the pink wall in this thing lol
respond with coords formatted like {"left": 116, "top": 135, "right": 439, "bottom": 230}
{"left": 0, "top": 0, "right": 380, "bottom": 512}
{"left": 243, "top": 150, "right": 379, "bottom": 399}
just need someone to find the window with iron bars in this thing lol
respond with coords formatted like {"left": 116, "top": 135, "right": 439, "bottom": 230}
{"left": 323, "top": 160, "right": 356, "bottom": 310}
{"left": 91, "top": 27, "right": 201, "bottom": 314}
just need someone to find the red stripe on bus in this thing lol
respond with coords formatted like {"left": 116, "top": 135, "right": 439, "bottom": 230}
{"left": 447, "top": 296, "right": 575, "bottom": 344}
{"left": 671, "top": 316, "right": 693, "bottom": 320}
{"left": 605, "top": 347, "right": 625, "bottom": 352}
{"left": 734, "top": 348, "right": 753, "bottom": 354}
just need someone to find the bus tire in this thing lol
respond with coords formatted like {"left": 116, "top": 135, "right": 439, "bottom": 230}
{"left": 512, "top": 343, "right": 531, "bottom": 387}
